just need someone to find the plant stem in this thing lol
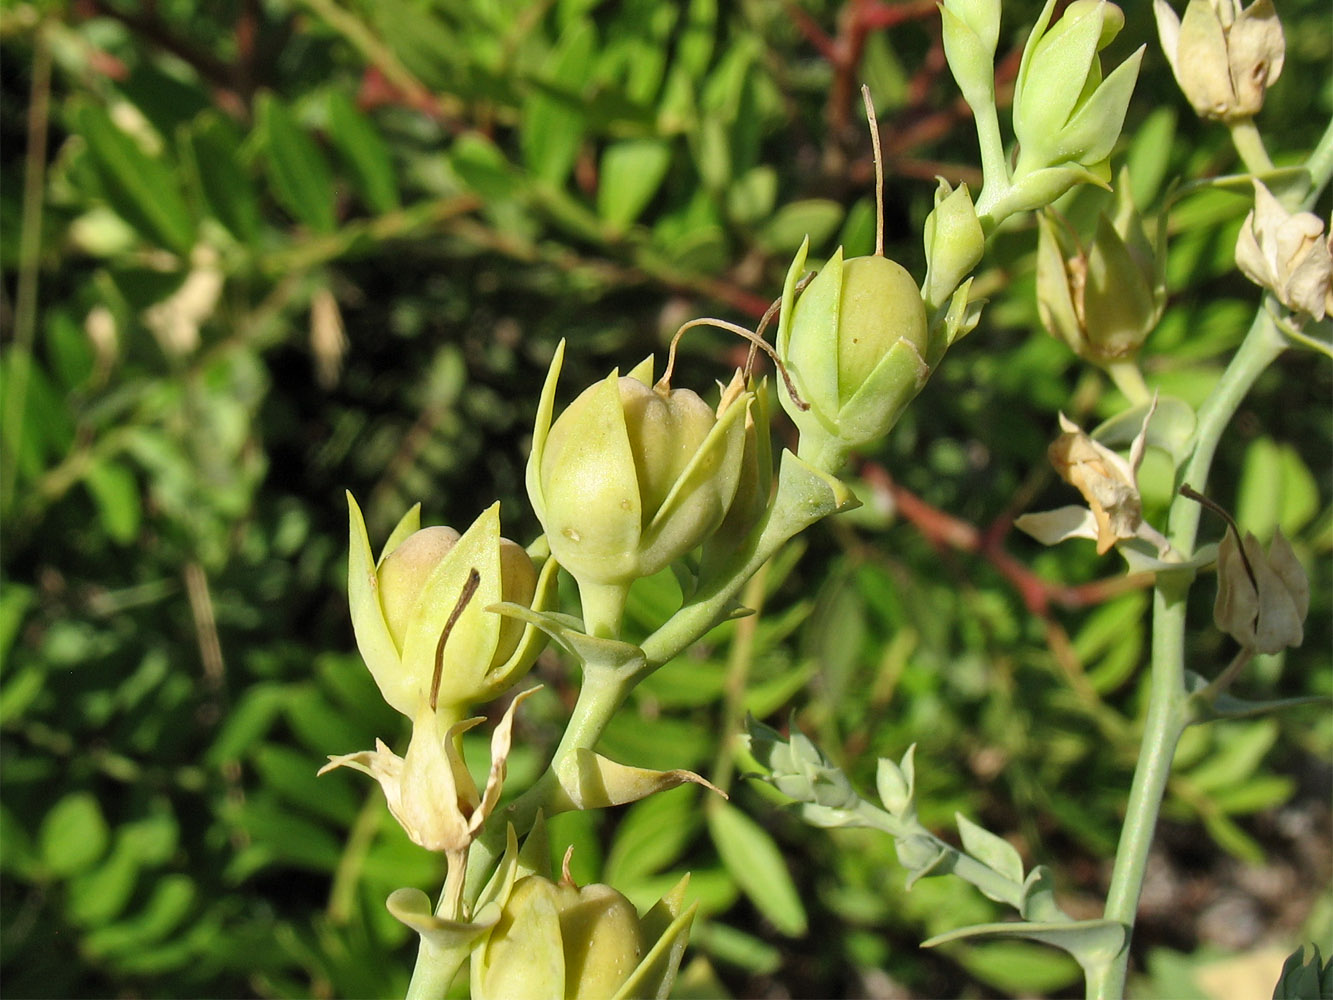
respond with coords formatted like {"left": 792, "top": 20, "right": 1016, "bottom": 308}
{"left": 1299, "top": 115, "right": 1333, "bottom": 210}
{"left": 1092, "top": 578, "right": 1190, "bottom": 1000}
{"left": 711, "top": 566, "right": 768, "bottom": 795}
{"left": 1229, "top": 118, "right": 1275, "bottom": 176}
{"left": 1105, "top": 361, "right": 1151, "bottom": 407}
{"left": 1169, "top": 309, "right": 1285, "bottom": 552}
{"left": 404, "top": 938, "right": 468, "bottom": 1000}
{"left": 1093, "top": 306, "right": 1285, "bottom": 999}
{"left": 972, "top": 95, "right": 1010, "bottom": 226}
{"left": 576, "top": 581, "right": 629, "bottom": 640}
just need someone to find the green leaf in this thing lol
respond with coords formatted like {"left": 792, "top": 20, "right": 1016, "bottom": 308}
{"left": 1182, "top": 719, "right": 1278, "bottom": 792}
{"left": 254, "top": 743, "right": 360, "bottom": 826}
{"left": 1237, "top": 437, "right": 1320, "bottom": 539}
{"left": 325, "top": 90, "right": 400, "bottom": 214}
{"left": 726, "top": 165, "right": 777, "bottom": 225}
{"left": 758, "top": 199, "right": 844, "bottom": 254}
{"left": 120, "top": 802, "right": 179, "bottom": 866}
{"left": 707, "top": 802, "right": 807, "bottom": 936}
{"left": 83, "top": 460, "right": 141, "bottom": 545}
{"left": 1273, "top": 943, "right": 1333, "bottom": 1000}
{"left": 73, "top": 101, "right": 196, "bottom": 254}
{"left": 44, "top": 310, "right": 95, "bottom": 389}
{"left": 598, "top": 139, "right": 672, "bottom": 228}
{"left": 1185, "top": 668, "right": 1327, "bottom": 721}
{"left": 1200, "top": 808, "right": 1264, "bottom": 863}
{"left": 955, "top": 813, "right": 1024, "bottom": 890}
{"left": 639, "top": 656, "right": 726, "bottom": 707}
{"left": 257, "top": 93, "right": 336, "bottom": 233}
{"left": 691, "top": 920, "right": 782, "bottom": 974}
{"left": 1124, "top": 106, "right": 1177, "bottom": 208}
{"left": 227, "top": 799, "right": 343, "bottom": 877}
{"left": 599, "top": 713, "right": 710, "bottom": 771}
{"left": 205, "top": 682, "right": 290, "bottom": 766}
{"left": 743, "top": 660, "right": 817, "bottom": 719}
{"left": 68, "top": 841, "right": 140, "bottom": 927}
{"left": 40, "top": 792, "right": 110, "bottom": 878}
{"left": 958, "top": 939, "right": 1083, "bottom": 994}
{"left": 0, "top": 582, "right": 33, "bottom": 672}
{"left": 522, "top": 19, "right": 596, "bottom": 186}
{"left": 183, "top": 111, "right": 260, "bottom": 243}
{"left": 605, "top": 785, "right": 701, "bottom": 886}
{"left": 82, "top": 874, "right": 195, "bottom": 957}
{"left": 1209, "top": 774, "right": 1294, "bottom": 814}
{"left": 0, "top": 804, "right": 37, "bottom": 878}
{"left": 451, "top": 133, "right": 524, "bottom": 202}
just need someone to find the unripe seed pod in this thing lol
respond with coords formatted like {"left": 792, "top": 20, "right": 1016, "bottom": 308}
{"left": 776, "top": 240, "right": 930, "bottom": 470}
{"left": 472, "top": 875, "right": 647, "bottom": 1000}
{"left": 346, "top": 495, "right": 551, "bottom": 716}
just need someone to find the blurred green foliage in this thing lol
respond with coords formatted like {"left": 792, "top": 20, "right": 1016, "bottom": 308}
{"left": 1, "top": 1, "right": 1329, "bottom": 997}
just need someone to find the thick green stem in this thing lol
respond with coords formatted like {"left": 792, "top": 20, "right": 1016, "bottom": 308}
{"left": 1105, "top": 360, "right": 1151, "bottom": 407}
{"left": 404, "top": 937, "right": 469, "bottom": 1000}
{"left": 1092, "top": 580, "right": 1190, "bottom": 1000}
{"left": 1229, "top": 118, "right": 1275, "bottom": 176}
{"left": 1093, "top": 307, "right": 1285, "bottom": 999}
{"left": 576, "top": 580, "right": 629, "bottom": 640}
{"left": 461, "top": 663, "right": 630, "bottom": 898}
{"left": 1299, "top": 116, "right": 1333, "bottom": 210}
{"left": 972, "top": 96, "right": 1011, "bottom": 226}
{"left": 1169, "top": 310, "right": 1285, "bottom": 551}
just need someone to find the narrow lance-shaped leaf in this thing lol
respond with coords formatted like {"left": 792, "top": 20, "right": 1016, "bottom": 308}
{"left": 707, "top": 802, "right": 807, "bottom": 936}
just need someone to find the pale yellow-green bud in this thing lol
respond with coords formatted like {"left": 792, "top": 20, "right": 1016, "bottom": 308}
{"left": 472, "top": 875, "right": 643, "bottom": 1000}
{"left": 776, "top": 239, "right": 930, "bottom": 471}
{"left": 1154, "top": 0, "right": 1285, "bottom": 122}
{"left": 527, "top": 343, "right": 748, "bottom": 634}
{"left": 346, "top": 495, "right": 553, "bottom": 716}
{"left": 471, "top": 869, "right": 697, "bottom": 1000}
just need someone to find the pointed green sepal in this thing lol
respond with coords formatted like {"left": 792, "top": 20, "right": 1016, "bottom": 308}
{"left": 550, "top": 749, "right": 724, "bottom": 812}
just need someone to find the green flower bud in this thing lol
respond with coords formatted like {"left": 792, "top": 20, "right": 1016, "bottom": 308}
{"left": 1154, "top": 0, "right": 1284, "bottom": 122}
{"left": 1036, "top": 170, "right": 1165, "bottom": 364}
{"left": 346, "top": 494, "right": 554, "bottom": 716}
{"left": 527, "top": 342, "right": 748, "bottom": 634}
{"left": 1012, "top": 0, "right": 1143, "bottom": 191}
{"left": 471, "top": 871, "right": 696, "bottom": 1000}
{"left": 776, "top": 239, "right": 930, "bottom": 471}
{"left": 943, "top": 0, "right": 1001, "bottom": 59}
{"left": 923, "top": 179, "right": 985, "bottom": 310}
{"left": 940, "top": 0, "right": 1001, "bottom": 110}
